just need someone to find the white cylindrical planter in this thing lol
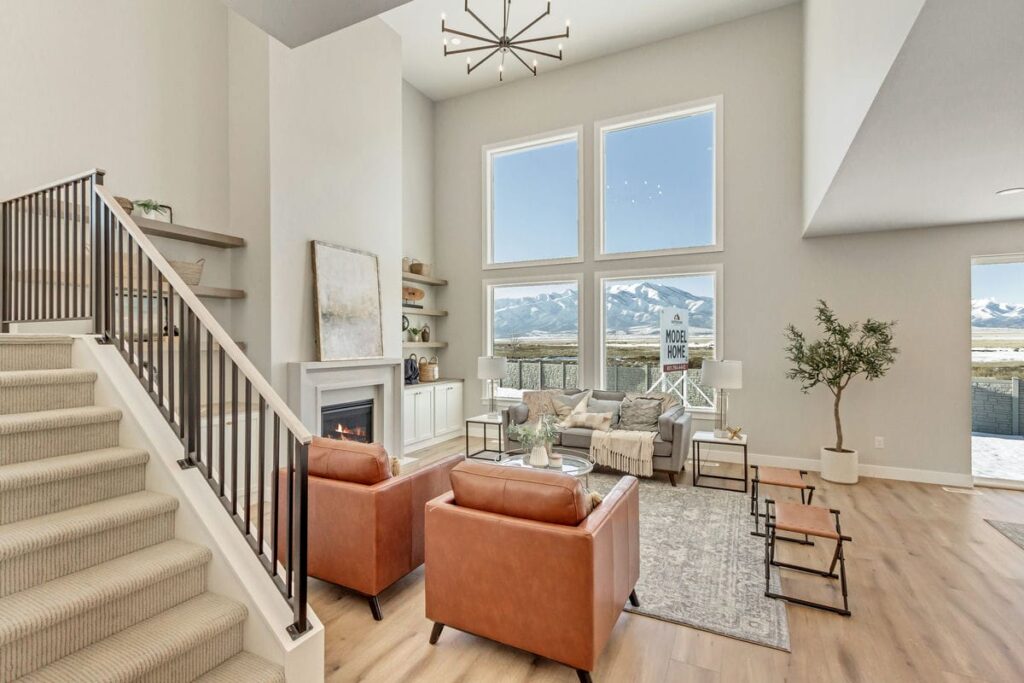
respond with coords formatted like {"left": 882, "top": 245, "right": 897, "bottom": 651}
{"left": 530, "top": 445, "right": 549, "bottom": 468}
{"left": 820, "top": 447, "right": 859, "bottom": 484}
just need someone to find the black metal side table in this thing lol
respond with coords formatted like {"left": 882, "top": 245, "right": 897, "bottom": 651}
{"left": 465, "top": 413, "right": 504, "bottom": 461}
{"left": 692, "top": 430, "right": 748, "bottom": 492}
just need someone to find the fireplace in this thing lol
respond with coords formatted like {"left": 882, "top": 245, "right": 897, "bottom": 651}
{"left": 321, "top": 399, "right": 374, "bottom": 443}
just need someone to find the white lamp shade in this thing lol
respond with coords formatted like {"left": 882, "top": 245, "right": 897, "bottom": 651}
{"left": 477, "top": 356, "right": 507, "bottom": 380}
{"left": 700, "top": 360, "right": 742, "bottom": 389}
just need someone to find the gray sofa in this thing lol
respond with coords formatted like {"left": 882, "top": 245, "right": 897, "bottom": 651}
{"left": 501, "top": 389, "right": 693, "bottom": 486}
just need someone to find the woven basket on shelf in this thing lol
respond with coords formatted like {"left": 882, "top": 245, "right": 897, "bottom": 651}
{"left": 418, "top": 356, "right": 439, "bottom": 382}
{"left": 169, "top": 258, "right": 205, "bottom": 286}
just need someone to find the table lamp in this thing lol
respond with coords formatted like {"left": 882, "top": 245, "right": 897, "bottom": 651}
{"left": 700, "top": 360, "right": 743, "bottom": 438}
{"left": 478, "top": 356, "right": 507, "bottom": 417}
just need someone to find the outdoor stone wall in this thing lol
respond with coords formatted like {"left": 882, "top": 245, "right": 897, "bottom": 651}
{"left": 972, "top": 378, "right": 1022, "bottom": 435}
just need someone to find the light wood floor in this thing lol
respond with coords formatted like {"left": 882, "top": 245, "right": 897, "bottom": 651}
{"left": 310, "top": 437, "right": 1024, "bottom": 682}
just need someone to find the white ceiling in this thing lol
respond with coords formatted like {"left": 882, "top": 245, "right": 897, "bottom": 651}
{"left": 806, "top": 0, "right": 1024, "bottom": 235}
{"left": 382, "top": 0, "right": 796, "bottom": 101}
{"left": 223, "top": 0, "right": 415, "bottom": 48}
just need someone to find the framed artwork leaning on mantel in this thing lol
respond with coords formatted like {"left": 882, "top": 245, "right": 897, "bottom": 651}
{"left": 311, "top": 240, "right": 384, "bottom": 361}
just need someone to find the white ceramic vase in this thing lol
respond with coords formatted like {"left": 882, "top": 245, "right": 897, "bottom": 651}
{"left": 820, "top": 447, "right": 858, "bottom": 484}
{"left": 530, "top": 444, "right": 549, "bottom": 468}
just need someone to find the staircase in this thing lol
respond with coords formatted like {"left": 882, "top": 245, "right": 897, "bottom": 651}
{"left": 0, "top": 335, "right": 284, "bottom": 682}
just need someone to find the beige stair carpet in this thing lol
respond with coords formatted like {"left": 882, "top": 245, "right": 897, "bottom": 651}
{"left": 0, "top": 334, "right": 283, "bottom": 682}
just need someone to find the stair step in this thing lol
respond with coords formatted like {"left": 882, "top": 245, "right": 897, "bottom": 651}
{"left": 0, "top": 491, "right": 177, "bottom": 597}
{"left": 0, "top": 335, "right": 72, "bottom": 371}
{"left": 0, "top": 540, "right": 211, "bottom": 679}
{"left": 18, "top": 593, "right": 247, "bottom": 683}
{"left": 0, "top": 368, "right": 97, "bottom": 415}
{"left": 0, "top": 406, "right": 121, "bottom": 465}
{"left": 194, "top": 652, "right": 286, "bottom": 683}
{"left": 0, "top": 447, "right": 148, "bottom": 524}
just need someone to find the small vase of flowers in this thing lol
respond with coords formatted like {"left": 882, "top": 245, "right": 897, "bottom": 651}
{"left": 508, "top": 415, "right": 559, "bottom": 468}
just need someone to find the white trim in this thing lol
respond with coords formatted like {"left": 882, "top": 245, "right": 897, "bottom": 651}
{"left": 482, "top": 273, "right": 585, "bottom": 394}
{"left": 695, "top": 446, "right": 976, "bottom": 488}
{"left": 594, "top": 263, "right": 723, "bottom": 411}
{"left": 971, "top": 252, "right": 1024, "bottom": 267}
{"left": 595, "top": 96, "right": 724, "bottom": 261}
{"left": 482, "top": 126, "right": 585, "bottom": 269}
{"left": 974, "top": 476, "right": 1024, "bottom": 491}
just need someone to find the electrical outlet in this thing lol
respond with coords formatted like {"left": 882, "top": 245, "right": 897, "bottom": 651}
{"left": 874, "top": 436, "right": 885, "bottom": 449}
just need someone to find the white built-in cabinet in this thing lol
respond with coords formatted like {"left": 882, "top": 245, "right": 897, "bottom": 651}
{"left": 403, "top": 380, "right": 463, "bottom": 450}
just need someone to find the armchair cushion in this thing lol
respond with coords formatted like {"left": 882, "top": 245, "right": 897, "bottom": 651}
{"left": 450, "top": 460, "right": 590, "bottom": 526}
{"left": 308, "top": 437, "right": 392, "bottom": 485}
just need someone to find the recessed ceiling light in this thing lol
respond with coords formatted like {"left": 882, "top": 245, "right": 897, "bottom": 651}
{"left": 997, "top": 187, "right": 1024, "bottom": 196}
{"left": 450, "top": 38, "right": 461, "bottom": 46}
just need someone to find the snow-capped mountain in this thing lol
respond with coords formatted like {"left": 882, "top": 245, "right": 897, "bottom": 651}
{"left": 493, "top": 282, "right": 714, "bottom": 339}
{"left": 972, "top": 298, "right": 1024, "bottom": 328}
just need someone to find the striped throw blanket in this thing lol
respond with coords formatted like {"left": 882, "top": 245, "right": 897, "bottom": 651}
{"left": 589, "top": 429, "right": 657, "bottom": 477}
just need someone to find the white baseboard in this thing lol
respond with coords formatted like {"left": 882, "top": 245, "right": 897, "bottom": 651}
{"left": 695, "top": 446, "right": 974, "bottom": 488}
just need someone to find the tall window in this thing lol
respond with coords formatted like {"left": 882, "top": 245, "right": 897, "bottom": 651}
{"left": 599, "top": 271, "right": 717, "bottom": 410}
{"left": 487, "top": 280, "right": 580, "bottom": 396}
{"left": 598, "top": 101, "right": 720, "bottom": 258}
{"left": 485, "top": 131, "right": 581, "bottom": 267}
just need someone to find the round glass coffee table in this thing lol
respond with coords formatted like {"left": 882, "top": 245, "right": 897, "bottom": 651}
{"left": 498, "top": 450, "right": 593, "bottom": 485}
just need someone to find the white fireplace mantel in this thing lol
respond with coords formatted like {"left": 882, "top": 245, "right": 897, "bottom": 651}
{"left": 287, "top": 358, "right": 404, "bottom": 455}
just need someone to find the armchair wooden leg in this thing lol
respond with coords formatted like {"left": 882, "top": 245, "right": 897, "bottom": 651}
{"left": 576, "top": 670, "right": 593, "bottom": 683}
{"left": 628, "top": 589, "right": 640, "bottom": 607}
{"left": 429, "top": 622, "right": 445, "bottom": 645}
{"left": 368, "top": 596, "right": 382, "bottom": 621}
{"left": 667, "top": 472, "right": 677, "bottom": 487}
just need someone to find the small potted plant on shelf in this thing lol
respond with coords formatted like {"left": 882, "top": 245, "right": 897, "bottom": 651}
{"left": 508, "top": 415, "right": 559, "bottom": 468}
{"left": 407, "top": 325, "right": 423, "bottom": 342}
{"left": 133, "top": 199, "right": 172, "bottom": 223}
{"left": 784, "top": 300, "right": 898, "bottom": 484}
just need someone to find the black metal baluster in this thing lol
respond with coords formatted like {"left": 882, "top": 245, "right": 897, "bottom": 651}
{"left": 147, "top": 257, "right": 154, "bottom": 392}
{"left": 219, "top": 346, "right": 226, "bottom": 498}
{"left": 231, "top": 362, "right": 239, "bottom": 516}
{"left": 156, "top": 272, "right": 164, "bottom": 407}
{"left": 286, "top": 436, "right": 294, "bottom": 595}
{"left": 117, "top": 223, "right": 124, "bottom": 351}
{"left": 257, "top": 396, "right": 266, "bottom": 552}
{"left": 79, "top": 178, "right": 86, "bottom": 318}
{"left": 136, "top": 244, "right": 143, "bottom": 375}
{"left": 292, "top": 440, "right": 309, "bottom": 634}
{"left": 244, "top": 379, "right": 252, "bottom": 533}
{"left": 207, "top": 331, "right": 213, "bottom": 474}
{"left": 271, "top": 414, "right": 280, "bottom": 577}
{"left": 48, "top": 187, "right": 55, "bottom": 319}
{"left": 62, "top": 184, "right": 69, "bottom": 318}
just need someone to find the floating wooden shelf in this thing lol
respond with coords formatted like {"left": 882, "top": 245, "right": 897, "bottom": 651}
{"left": 193, "top": 285, "right": 245, "bottom": 300}
{"left": 402, "top": 307, "right": 448, "bottom": 317}
{"left": 135, "top": 216, "right": 246, "bottom": 249}
{"left": 403, "top": 341, "right": 448, "bottom": 349}
{"left": 402, "top": 272, "right": 448, "bottom": 286}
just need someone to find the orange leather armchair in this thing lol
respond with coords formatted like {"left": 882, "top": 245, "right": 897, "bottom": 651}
{"left": 281, "top": 437, "right": 463, "bottom": 620}
{"left": 425, "top": 461, "right": 640, "bottom": 682}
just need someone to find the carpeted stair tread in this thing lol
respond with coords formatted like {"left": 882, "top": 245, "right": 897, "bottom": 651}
{"left": 0, "top": 447, "right": 148, "bottom": 492}
{"left": 17, "top": 592, "right": 247, "bottom": 683}
{"left": 194, "top": 652, "right": 286, "bottom": 683}
{"left": 0, "top": 368, "right": 96, "bottom": 387}
{"left": 0, "top": 491, "right": 177, "bottom": 560}
{"left": 0, "top": 539, "right": 211, "bottom": 645}
{"left": 0, "top": 335, "right": 73, "bottom": 346}
{"left": 0, "top": 405, "right": 120, "bottom": 435}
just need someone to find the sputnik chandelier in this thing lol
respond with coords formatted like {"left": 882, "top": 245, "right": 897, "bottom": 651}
{"left": 441, "top": 1, "right": 571, "bottom": 82}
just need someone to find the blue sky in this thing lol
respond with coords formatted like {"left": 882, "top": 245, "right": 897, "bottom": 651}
{"left": 490, "top": 111, "right": 714, "bottom": 263}
{"left": 972, "top": 262, "right": 1024, "bottom": 303}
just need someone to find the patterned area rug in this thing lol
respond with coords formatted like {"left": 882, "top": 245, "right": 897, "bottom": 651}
{"left": 589, "top": 472, "right": 790, "bottom": 652}
{"left": 987, "top": 519, "right": 1024, "bottom": 550}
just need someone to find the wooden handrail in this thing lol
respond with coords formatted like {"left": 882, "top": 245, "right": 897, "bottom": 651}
{"left": 93, "top": 186, "right": 312, "bottom": 444}
{"left": 1, "top": 168, "right": 105, "bottom": 204}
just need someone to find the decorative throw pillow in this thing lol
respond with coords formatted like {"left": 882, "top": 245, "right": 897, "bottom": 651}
{"left": 587, "top": 397, "right": 622, "bottom": 427}
{"left": 627, "top": 391, "right": 679, "bottom": 413}
{"left": 618, "top": 395, "right": 663, "bottom": 432}
{"left": 522, "top": 390, "right": 558, "bottom": 422}
{"left": 553, "top": 390, "right": 591, "bottom": 421}
{"left": 564, "top": 412, "right": 614, "bottom": 431}
{"left": 389, "top": 456, "right": 401, "bottom": 478}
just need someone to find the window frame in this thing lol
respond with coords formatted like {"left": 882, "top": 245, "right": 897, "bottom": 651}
{"left": 482, "top": 272, "right": 586, "bottom": 400}
{"left": 595, "top": 97, "right": 724, "bottom": 261}
{"left": 482, "top": 126, "right": 585, "bottom": 270}
{"left": 594, "top": 263, "right": 723, "bottom": 413}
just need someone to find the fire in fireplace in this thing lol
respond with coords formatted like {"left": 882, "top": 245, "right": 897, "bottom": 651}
{"left": 321, "top": 399, "right": 374, "bottom": 443}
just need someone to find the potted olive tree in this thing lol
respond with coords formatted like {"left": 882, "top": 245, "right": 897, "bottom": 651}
{"left": 784, "top": 301, "right": 898, "bottom": 484}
